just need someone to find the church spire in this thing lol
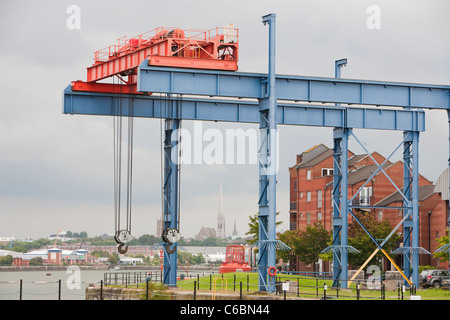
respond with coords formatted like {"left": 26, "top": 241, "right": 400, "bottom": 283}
{"left": 217, "top": 180, "right": 226, "bottom": 239}
{"left": 232, "top": 219, "right": 238, "bottom": 237}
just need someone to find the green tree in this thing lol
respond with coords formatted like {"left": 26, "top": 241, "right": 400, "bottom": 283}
{"left": 294, "top": 222, "right": 331, "bottom": 272}
{"left": 347, "top": 210, "right": 401, "bottom": 270}
{"left": 246, "top": 212, "right": 283, "bottom": 245}
{"left": 192, "top": 253, "right": 205, "bottom": 265}
{"left": 177, "top": 251, "right": 206, "bottom": 265}
{"left": 0, "top": 255, "right": 13, "bottom": 266}
{"left": 129, "top": 234, "right": 159, "bottom": 246}
{"left": 151, "top": 254, "right": 161, "bottom": 266}
{"left": 433, "top": 229, "right": 449, "bottom": 263}
{"left": 276, "top": 230, "right": 298, "bottom": 265}
{"left": 108, "top": 253, "right": 120, "bottom": 265}
{"left": 9, "top": 244, "right": 27, "bottom": 253}
{"left": 91, "top": 250, "right": 110, "bottom": 258}
{"left": 29, "top": 257, "right": 43, "bottom": 266}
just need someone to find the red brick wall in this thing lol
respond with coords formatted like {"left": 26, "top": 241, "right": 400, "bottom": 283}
{"left": 289, "top": 148, "right": 448, "bottom": 271}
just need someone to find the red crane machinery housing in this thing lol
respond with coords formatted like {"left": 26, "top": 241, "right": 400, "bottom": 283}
{"left": 71, "top": 25, "right": 239, "bottom": 94}
{"left": 219, "top": 245, "right": 251, "bottom": 274}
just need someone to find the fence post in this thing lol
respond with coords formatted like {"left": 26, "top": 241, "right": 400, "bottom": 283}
{"left": 19, "top": 279, "right": 22, "bottom": 300}
{"left": 240, "top": 282, "right": 243, "bottom": 300}
{"left": 323, "top": 283, "right": 327, "bottom": 300}
{"left": 58, "top": 279, "right": 61, "bottom": 300}
{"left": 197, "top": 274, "right": 200, "bottom": 289}
{"left": 316, "top": 278, "right": 319, "bottom": 297}
{"left": 356, "top": 281, "right": 360, "bottom": 300}
{"left": 146, "top": 279, "right": 149, "bottom": 300}
{"left": 247, "top": 275, "right": 249, "bottom": 292}
{"left": 234, "top": 274, "right": 236, "bottom": 291}
{"left": 194, "top": 281, "right": 197, "bottom": 300}
{"left": 210, "top": 274, "right": 212, "bottom": 291}
{"left": 100, "top": 279, "right": 103, "bottom": 300}
{"left": 297, "top": 278, "right": 299, "bottom": 297}
{"left": 382, "top": 283, "right": 385, "bottom": 300}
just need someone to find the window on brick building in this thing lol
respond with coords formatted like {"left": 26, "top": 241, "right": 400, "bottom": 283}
{"left": 322, "top": 168, "right": 333, "bottom": 176}
{"left": 317, "top": 212, "right": 322, "bottom": 221}
{"left": 307, "top": 169, "right": 311, "bottom": 180}
{"left": 377, "top": 210, "right": 383, "bottom": 221}
{"left": 300, "top": 191, "right": 303, "bottom": 198}
{"left": 306, "top": 191, "right": 311, "bottom": 202}
{"left": 359, "top": 187, "right": 372, "bottom": 206}
{"left": 306, "top": 212, "right": 311, "bottom": 224}
{"left": 317, "top": 190, "right": 322, "bottom": 208}
{"left": 294, "top": 180, "right": 298, "bottom": 192}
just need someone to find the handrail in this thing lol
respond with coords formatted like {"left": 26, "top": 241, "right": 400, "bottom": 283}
{"left": 93, "top": 26, "right": 239, "bottom": 63}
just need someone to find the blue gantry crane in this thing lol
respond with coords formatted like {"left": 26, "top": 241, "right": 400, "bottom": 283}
{"left": 63, "top": 13, "right": 450, "bottom": 291}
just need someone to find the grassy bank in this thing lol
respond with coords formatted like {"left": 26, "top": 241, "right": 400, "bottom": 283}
{"left": 176, "top": 272, "right": 450, "bottom": 300}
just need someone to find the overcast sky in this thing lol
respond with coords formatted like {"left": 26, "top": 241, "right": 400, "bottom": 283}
{"left": 0, "top": 0, "right": 449, "bottom": 241}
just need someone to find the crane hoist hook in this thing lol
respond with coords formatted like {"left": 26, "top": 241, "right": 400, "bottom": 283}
{"left": 161, "top": 228, "right": 181, "bottom": 254}
{"left": 115, "top": 229, "right": 132, "bottom": 254}
{"left": 118, "top": 243, "right": 129, "bottom": 254}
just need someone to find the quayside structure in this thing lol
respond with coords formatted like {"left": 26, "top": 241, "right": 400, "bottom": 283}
{"left": 62, "top": 13, "right": 450, "bottom": 291}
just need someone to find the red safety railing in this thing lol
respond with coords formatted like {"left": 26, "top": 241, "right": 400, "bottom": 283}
{"left": 93, "top": 26, "right": 239, "bottom": 63}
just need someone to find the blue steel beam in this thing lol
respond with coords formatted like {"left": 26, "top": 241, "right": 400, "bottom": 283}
{"left": 257, "top": 13, "right": 277, "bottom": 292}
{"left": 332, "top": 128, "right": 350, "bottom": 288}
{"left": 411, "top": 130, "right": 420, "bottom": 287}
{"left": 137, "top": 65, "right": 450, "bottom": 109}
{"left": 448, "top": 110, "right": 450, "bottom": 293}
{"left": 162, "top": 118, "right": 180, "bottom": 287}
{"left": 403, "top": 132, "right": 413, "bottom": 285}
{"left": 63, "top": 86, "right": 425, "bottom": 132}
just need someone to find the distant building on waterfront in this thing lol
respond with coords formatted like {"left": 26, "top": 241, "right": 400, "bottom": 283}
{"left": 13, "top": 248, "right": 91, "bottom": 266}
{"left": 195, "top": 227, "right": 216, "bottom": 241}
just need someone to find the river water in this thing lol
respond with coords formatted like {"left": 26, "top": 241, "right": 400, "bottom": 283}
{"left": 0, "top": 246, "right": 229, "bottom": 300}
{"left": 0, "top": 269, "right": 117, "bottom": 300}
{"left": 0, "top": 267, "right": 221, "bottom": 300}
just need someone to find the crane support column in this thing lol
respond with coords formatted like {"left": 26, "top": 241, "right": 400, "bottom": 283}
{"left": 402, "top": 131, "right": 413, "bottom": 284}
{"left": 332, "top": 127, "right": 350, "bottom": 288}
{"left": 402, "top": 130, "right": 421, "bottom": 287}
{"left": 258, "top": 13, "right": 277, "bottom": 292}
{"left": 411, "top": 130, "right": 420, "bottom": 287}
{"left": 448, "top": 110, "right": 450, "bottom": 293}
{"left": 163, "top": 118, "right": 180, "bottom": 287}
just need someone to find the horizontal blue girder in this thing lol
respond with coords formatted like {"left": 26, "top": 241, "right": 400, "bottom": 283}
{"left": 137, "top": 63, "right": 450, "bottom": 110}
{"left": 63, "top": 85, "right": 425, "bottom": 131}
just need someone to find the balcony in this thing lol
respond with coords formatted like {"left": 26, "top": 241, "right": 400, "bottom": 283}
{"left": 352, "top": 196, "right": 371, "bottom": 206}
{"left": 290, "top": 201, "right": 297, "bottom": 211}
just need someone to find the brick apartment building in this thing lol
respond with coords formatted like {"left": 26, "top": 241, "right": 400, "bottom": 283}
{"left": 289, "top": 144, "right": 448, "bottom": 272}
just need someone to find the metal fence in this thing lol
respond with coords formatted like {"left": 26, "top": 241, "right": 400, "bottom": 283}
{"left": 0, "top": 271, "right": 423, "bottom": 300}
